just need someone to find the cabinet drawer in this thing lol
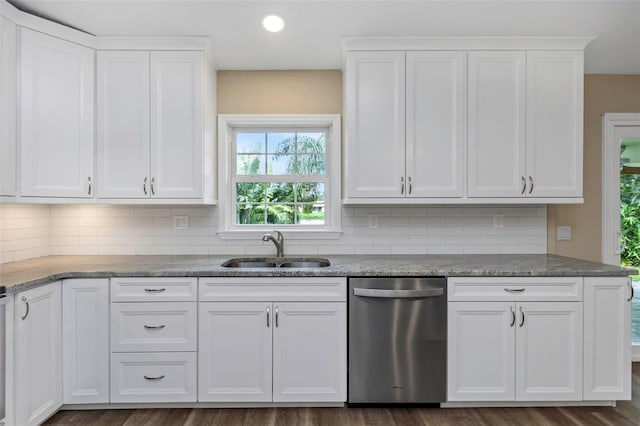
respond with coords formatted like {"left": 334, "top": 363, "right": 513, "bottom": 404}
{"left": 110, "top": 352, "right": 196, "bottom": 403}
{"left": 111, "top": 302, "right": 197, "bottom": 352}
{"left": 111, "top": 277, "right": 197, "bottom": 302}
{"left": 199, "top": 277, "right": 347, "bottom": 302}
{"left": 448, "top": 277, "right": 583, "bottom": 301}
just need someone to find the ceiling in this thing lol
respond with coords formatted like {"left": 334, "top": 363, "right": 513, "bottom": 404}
{"left": 7, "top": 0, "right": 640, "bottom": 74}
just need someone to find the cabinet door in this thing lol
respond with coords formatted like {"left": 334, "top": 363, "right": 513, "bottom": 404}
{"left": 97, "top": 51, "right": 150, "bottom": 198}
{"left": 19, "top": 28, "right": 94, "bottom": 198}
{"left": 406, "top": 51, "right": 465, "bottom": 198}
{"left": 583, "top": 277, "right": 631, "bottom": 400}
{"left": 447, "top": 301, "right": 515, "bottom": 401}
{"left": 1, "top": 17, "right": 17, "bottom": 196}
{"left": 198, "top": 302, "right": 272, "bottom": 402}
{"left": 62, "top": 279, "right": 109, "bottom": 404}
{"left": 468, "top": 51, "right": 526, "bottom": 198}
{"left": 526, "top": 51, "right": 583, "bottom": 197}
{"left": 344, "top": 51, "right": 405, "bottom": 198}
{"left": 272, "top": 302, "right": 346, "bottom": 402}
{"left": 15, "top": 281, "right": 62, "bottom": 426}
{"left": 515, "top": 302, "right": 582, "bottom": 401}
{"left": 150, "top": 51, "right": 203, "bottom": 199}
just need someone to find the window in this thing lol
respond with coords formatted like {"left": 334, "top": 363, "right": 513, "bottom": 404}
{"left": 218, "top": 115, "right": 341, "bottom": 239}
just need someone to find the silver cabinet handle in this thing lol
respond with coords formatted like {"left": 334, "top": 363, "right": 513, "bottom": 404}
{"left": 408, "top": 176, "right": 413, "bottom": 195}
{"left": 144, "top": 325, "right": 165, "bottom": 330}
{"left": 144, "top": 288, "right": 166, "bottom": 293}
{"left": 521, "top": 176, "right": 526, "bottom": 194}
{"left": 510, "top": 306, "right": 516, "bottom": 327}
{"left": 143, "top": 177, "right": 148, "bottom": 195}
{"left": 353, "top": 288, "right": 443, "bottom": 298}
{"left": 400, "top": 176, "right": 405, "bottom": 195}
{"left": 151, "top": 177, "right": 156, "bottom": 196}
{"left": 88, "top": 176, "right": 92, "bottom": 195}
{"left": 528, "top": 176, "right": 534, "bottom": 194}
{"left": 21, "top": 296, "right": 30, "bottom": 320}
{"left": 275, "top": 306, "right": 279, "bottom": 327}
{"left": 504, "top": 288, "right": 526, "bottom": 293}
{"left": 519, "top": 306, "right": 525, "bottom": 327}
{"left": 144, "top": 375, "right": 165, "bottom": 380}
{"left": 266, "top": 306, "right": 270, "bottom": 328}
{"left": 628, "top": 281, "right": 634, "bottom": 302}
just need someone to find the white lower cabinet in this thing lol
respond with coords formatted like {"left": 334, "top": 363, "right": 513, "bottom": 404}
{"left": 62, "top": 279, "right": 110, "bottom": 404}
{"left": 447, "top": 277, "right": 583, "bottom": 403}
{"left": 15, "top": 281, "right": 62, "bottom": 425}
{"left": 198, "top": 278, "right": 347, "bottom": 403}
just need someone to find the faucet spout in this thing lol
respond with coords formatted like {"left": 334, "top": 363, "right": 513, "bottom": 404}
{"left": 262, "top": 230, "right": 285, "bottom": 257}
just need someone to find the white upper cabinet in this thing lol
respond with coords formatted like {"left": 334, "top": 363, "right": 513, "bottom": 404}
{"left": 467, "top": 51, "right": 526, "bottom": 198}
{"left": 526, "top": 51, "right": 583, "bottom": 198}
{"left": 406, "top": 51, "right": 466, "bottom": 198}
{"left": 19, "top": 27, "right": 94, "bottom": 198}
{"left": 97, "top": 50, "right": 208, "bottom": 200}
{"left": 344, "top": 51, "right": 406, "bottom": 198}
{"left": 1, "top": 16, "right": 17, "bottom": 197}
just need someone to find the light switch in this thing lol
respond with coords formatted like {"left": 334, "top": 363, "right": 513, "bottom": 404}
{"left": 368, "top": 214, "right": 379, "bottom": 229}
{"left": 173, "top": 215, "right": 189, "bottom": 230}
{"left": 557, "top": 226, "right": 572, "bottom": 241}
{"left": 493, "top": 214, "right": 504, "bottom": 229}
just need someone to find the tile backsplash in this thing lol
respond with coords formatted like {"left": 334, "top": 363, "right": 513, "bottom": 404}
{"left": 1, "top": 203, "right": 546, "bottom": 263}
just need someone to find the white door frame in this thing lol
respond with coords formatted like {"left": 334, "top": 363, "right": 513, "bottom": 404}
{"left": 602, "top": 113, "right": 640, "bottom": 361}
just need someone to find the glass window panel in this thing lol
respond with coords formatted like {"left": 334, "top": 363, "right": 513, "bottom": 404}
{"left": 236, "top": 203, "right": 266, "bottom": 225}
{"left": 266, "top": 204, "right": 295, "bottom": 225}
{"left": 236, "top": 183, "right": 266, "bottom": 203}
{"left": 267, "top": 133, "right": 296, "bottom": 154}
{"left": 297, "top": 204, "right": 325, "bottom": 225}
{"left": 267, "top": 182, "right": 295, "bottom": 203}
{"left": 297, "top": 182, "right": 325, "bottom": 202}
{"left": 295, "top": 155, "right": 326, "bottom": 175}
{"left": 236, "top": 154, "right": 265, "bottom": 175}
{"left": 267, "top": 154, "right": 295, "bottom": 175}
{"left": 297, "top": 133, "right": 326, "bottom": 153}
{"left": 236, "top": 132, "right": 266, "bottom": 153}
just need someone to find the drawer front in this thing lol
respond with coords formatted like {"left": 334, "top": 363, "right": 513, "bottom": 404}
{"left": 110, "top": 352, "right": 196, "bottom": 403}
{"left": 199, "top": 277, "right": 347, "bottom": 302}
{"left": 111, "top": 277, "right": 197, "bottom": 302}
{"left": 111, "top": 302, "right": 197, "bottom": 352}
{"left": 448, "top": 277, "right": 583, "bottom": 301}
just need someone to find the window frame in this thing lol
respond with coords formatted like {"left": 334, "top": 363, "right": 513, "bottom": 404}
{"left": 217, "top": 114, "right": 342, "bottom": 240}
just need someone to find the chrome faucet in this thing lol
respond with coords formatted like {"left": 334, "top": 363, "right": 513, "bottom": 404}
{"left": 262, "top": 230, "right": 285, "bottom": 258}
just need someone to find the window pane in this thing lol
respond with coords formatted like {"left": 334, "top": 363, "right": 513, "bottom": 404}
{"left": 236, "top": 204, "right": 266, "bottom": 225}
{"left": 295, "top": 155, "right": 326, "bottom": 175}
{"left": 268, "top": 154, "right": 295, "bottom": 175}
{"left": 267, "top": 133, "right": 295, "bottom": 154}
{"left": 237, "top": 154, "right": 265, "bottom": 175}
{"left": 297, "top": 182, "right": 325, "bottom": 202}
{"left": 267, "top": 183, "right": 294, "bottom": 203}
{"left": 297, "top": 133, "right": 326, "bottom": 153}
{"left": 236, "top": 183, "right": 266, "bottom": 203}
{"left": 266, "top": 204, "right": 295, "bottom": 225}
{"left": 297, "top": 203, "right": 325, "bottom": 225}
{"left": 236, "top": 132, "right": 265, "bottom": 153}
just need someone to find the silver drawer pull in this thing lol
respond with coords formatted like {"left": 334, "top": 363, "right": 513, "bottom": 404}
{"left": 504, "top": 288, "right": 526, "bottom": 293}
{"left": 353, "top": 288, "right": 443, "bottom": 299}
{"left": 144, "top": 325, "right": 165, "bottom": 330}
{"left": 144, "top": 288, "right": 166, "bottom": 293}
{"left": 21, "top": 296, "right": 30, "bottom": 320}
{"left": 144, "top": 375, "right": 165, "bottom": 380}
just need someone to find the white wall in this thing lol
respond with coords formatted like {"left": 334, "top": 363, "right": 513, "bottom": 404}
{"left": 0, "top": 204, "right": 547, "bottom": 263}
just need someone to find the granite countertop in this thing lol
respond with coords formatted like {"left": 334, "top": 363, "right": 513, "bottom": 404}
{"left": 0, "top": 254, "right": 636, "bottom": 294}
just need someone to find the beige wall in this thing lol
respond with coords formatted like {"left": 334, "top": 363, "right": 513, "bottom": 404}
{"left": 217, "top": 70, "right": 342, "bottom": 114}
{"left": 548, "top": 75, "right": 640, "bottom": 262}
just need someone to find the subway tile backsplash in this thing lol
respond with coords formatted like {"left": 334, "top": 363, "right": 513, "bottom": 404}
{"left": 0, "top": 204, "right": 547, "bottom": 264}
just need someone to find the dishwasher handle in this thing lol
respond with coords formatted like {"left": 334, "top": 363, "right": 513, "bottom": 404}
{"left": 353, "top": 287, "right": 443, "bottom": 299}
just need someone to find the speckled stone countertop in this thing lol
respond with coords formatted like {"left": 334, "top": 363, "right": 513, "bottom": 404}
{"left": 0, "top": 254, "right": 636, "bottom": 294}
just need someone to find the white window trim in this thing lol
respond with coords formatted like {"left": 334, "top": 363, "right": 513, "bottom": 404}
{"left": 217, "top": 114, "right": 342, "bottom": 240}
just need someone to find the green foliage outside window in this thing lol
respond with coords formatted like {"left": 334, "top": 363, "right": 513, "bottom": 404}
{"left": 620, "top": 173, "right": 640, "bottom": 266}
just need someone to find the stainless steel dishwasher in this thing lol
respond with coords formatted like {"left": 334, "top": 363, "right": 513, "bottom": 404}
{"left": 348, "top": 277, "right": 446, "bottom": 404}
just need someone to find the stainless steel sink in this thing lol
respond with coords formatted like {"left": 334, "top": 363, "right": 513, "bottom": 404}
{"left": 221, "top": 257, "right": 330, "bottom": 268}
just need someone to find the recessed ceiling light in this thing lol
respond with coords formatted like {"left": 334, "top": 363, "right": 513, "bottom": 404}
{"left": 262, "top": 13, "right": 285, "bottom": 33}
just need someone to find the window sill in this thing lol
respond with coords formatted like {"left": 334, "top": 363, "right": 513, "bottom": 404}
{"left": 217, "top": 230, "right": 342, "bottom": 240}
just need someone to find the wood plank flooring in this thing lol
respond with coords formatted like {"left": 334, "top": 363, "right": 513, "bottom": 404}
{"left": 45, "top": 363, "right": 640, "bottom": 426}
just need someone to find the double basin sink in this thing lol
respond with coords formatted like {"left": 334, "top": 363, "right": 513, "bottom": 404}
{"left": 222, "top": 257, "right": 330, "bottom": 269}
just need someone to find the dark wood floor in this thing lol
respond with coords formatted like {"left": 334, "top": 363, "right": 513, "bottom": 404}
{"left": 45, "top": 363, "right": 640, "bottom": 426}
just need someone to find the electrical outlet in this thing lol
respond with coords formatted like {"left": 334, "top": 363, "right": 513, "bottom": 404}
{"left": 173, "top": 215, "right": 189, "bottom": 230}
{"left": 493, "top": 214, "right": 504, "bottom": 229}
{"left": 557, "top": 226, "right": 572, "bottom": 241}
{"left": 368, "top": 214, "right": 379, "bottom": 228}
